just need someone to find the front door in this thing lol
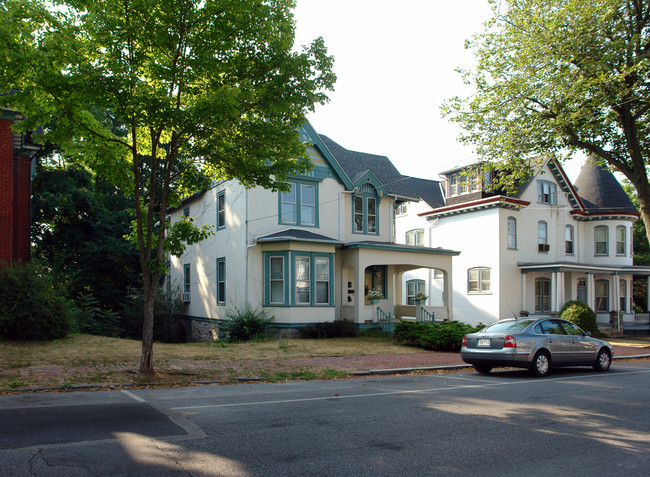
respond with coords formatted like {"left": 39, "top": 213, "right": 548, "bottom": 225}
{"left": 577, "top": 278, "right": 587, "bottom": 303}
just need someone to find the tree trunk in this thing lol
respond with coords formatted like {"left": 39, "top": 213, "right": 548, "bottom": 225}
{"left": 635, "top": 185, "right": 650, "bottom": 253}
{"left": 139, "top": 278, "right": 156, "bottom": 375}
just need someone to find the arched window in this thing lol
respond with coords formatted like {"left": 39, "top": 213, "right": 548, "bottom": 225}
{"left": 535, "top": 278, "right": 550, "bottom": 313}
{"left": 507, "top": 217, "right": 517, "bottom": 250}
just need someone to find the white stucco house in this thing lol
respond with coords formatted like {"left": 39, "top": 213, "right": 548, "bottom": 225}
{"left": 396, "top": 158, "right": 650, "bottom": 330}
{"left": 167, "top": 123, "right": 459, "bottom": 339}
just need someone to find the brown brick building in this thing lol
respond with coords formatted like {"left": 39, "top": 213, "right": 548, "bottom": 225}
{"left": 0, "top": 108, "right": 41, "bottom": 265}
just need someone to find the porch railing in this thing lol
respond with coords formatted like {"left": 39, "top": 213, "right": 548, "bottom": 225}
{"left": 633, "top": 313, "right": 650, "bottom": 323}
{"left": 419, "top": 307, "right": 435, "bottom": 323}
{"left": 376, "top": 306, "right": 394, "bottom": 334}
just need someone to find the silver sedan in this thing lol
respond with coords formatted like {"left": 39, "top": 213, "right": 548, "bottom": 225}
{"left": 461, "top": 317, "right": 613, "bottom": 377}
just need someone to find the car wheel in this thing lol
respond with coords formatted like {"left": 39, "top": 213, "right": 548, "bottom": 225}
{"left": 474, "top": 365, "right": 492, "bottom": 374}
{"left": 530, "top": 351, "right": 550, "bottom": 377}
{"left": 593, "top": 348, "right": 611, "bottom": 372}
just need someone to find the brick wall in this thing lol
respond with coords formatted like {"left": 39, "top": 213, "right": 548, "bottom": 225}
{"left": 0, "top": 118, "right": 13, "bottom": 265}
{"left": 0, "top": 117, "right": 32, "bottom": 265}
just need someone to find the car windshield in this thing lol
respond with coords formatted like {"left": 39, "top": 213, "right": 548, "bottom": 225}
{"left": 481, "top": 319, "right": 535, "bottom": 333}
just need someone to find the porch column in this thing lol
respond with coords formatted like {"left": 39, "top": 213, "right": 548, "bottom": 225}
{"left": 587, "top": 273, "right": 595, "bottom": 311}
{"left": 521, "top": 272, "right": 527, "bottom": 312}
{"left": 556, "top": 272, "right": 565, "bottom": 311}
{"left": 551, "top": 272, "right": 557, "bottom": 313}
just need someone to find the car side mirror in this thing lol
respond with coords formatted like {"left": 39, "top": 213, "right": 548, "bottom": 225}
{"left": 585, "top": 331, "right": 591, "bottom": 337}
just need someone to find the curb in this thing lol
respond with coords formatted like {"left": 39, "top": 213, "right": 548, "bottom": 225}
{"left": 4, "top": 355, "right": 649, "bottom": 394}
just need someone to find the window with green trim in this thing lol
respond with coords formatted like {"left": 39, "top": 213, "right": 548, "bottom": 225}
{"left": 353, "top": 183, "right": 379, "bottom": 234}
{"left": 279, "top": 181, "right": 318, "bottom": 227}
{"left": 217, "top": 191, "right": 226, "bottom": 229}
{"left": 406, "top": 280, "right": 425, "bottom": 305}
{"left": 217, "top": 258, "right": 226, "bottom": 305}
{"left": 264, "top": 252, "right": 333, "bottom": 306}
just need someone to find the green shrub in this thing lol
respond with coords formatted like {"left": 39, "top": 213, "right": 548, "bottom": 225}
{"left": 299, "top": 320, "right": 359, "bottom": 339}
{"left": 560, "top": 301, "right": 598, "bottom": 334}
{"left": 0, "top": 262, "right": 75, "bottom": 340}
{"left": 394, "top": 320, "right": 480, "bottom": 352}
{"left": 120, "top": 286, "right": 187, "bottom": 342}
{"left": 72, "top": 293, "right": 123, "bottom": 337}
{"left": 221, "top": 305, "right": 274, "bottom": 342}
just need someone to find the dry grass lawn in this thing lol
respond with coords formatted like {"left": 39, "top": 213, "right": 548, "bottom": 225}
{"left": 0, "top": 333, "right": 428, "bottom": 391}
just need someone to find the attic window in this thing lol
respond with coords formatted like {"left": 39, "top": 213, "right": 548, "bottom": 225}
{"left": 537, "top": 180, "right": 557, "bottom": 205}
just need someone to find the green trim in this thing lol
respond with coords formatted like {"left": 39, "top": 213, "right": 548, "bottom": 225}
{"left": 353, "top": 170, "right": 389, "bottom": 196}
{"left": 344, "top": 242, "right": 460, "bottom": 256}
{"left": 352, "top": 188, "right": 380, "bottom": 236}
{"left": 299, "top": 122, "right": 354, "bottom": 189}
{"left": 216, "top": 190, "right": 226, "bottom": 230}
{"left": 278, "top": 179, "right": 320, "bottom": 228}
{"left": 264, "top": 252, "right": 290, "bottom": 306}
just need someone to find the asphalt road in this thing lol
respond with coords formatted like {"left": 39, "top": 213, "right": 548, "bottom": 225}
{"left": 1, "top": 361, "right": 650, "bottom": 476}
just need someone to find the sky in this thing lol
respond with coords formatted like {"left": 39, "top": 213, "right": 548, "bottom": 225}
{"left": 292, "top": 0, "right": 584, "bottom": 182}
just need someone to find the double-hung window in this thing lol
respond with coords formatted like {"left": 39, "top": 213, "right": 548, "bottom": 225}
{"left": 595, "top": 226, "right": 608, "bottom": 256}
{"left": 565, "top": 225, "right": 574, "bottom": 255}
{"left": 537, "top": 180, "right": 557, "bottom": 205}
{"left": 353, "top": 184, "right": 378, "bottom": 235}
{"left": 538, "top": 221, "right": 549, "bottom": 252}
{"left": 216, "top": 258, "right": 226, "bottom": 305}
{"left": 406, "top": 280, "right": 426, "bottom": 305}
{"left": 616, "top": 226, "right": 626, "bottom": 255}
{"left": 468, "top": 267, "right": 490, "bottom": 293}
{"left": 406, "top": 229, "right": 424, "bottom": 246}
{"left": 595, "top": 279, "right": 609, "bottom": 312}
{"left": 265, "top": 252, "right": 333, "bottom": 306}
{"left": 280, "top": 181, "right": 317, "bottom": 227}
{"left": 217, "top": 191, "right": 226, "bottom": 229}
{"left": 507, "top": 217, "right": 517, "bottom": 250}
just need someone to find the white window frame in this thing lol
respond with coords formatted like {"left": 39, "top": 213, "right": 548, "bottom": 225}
{"left": 616, "top": 226, "right": 626, "bottom": 256}
{"left": 406, "top": 229, "right": 425, "bottom": 246}
{"left": 595, "top": 226, "right": 609, "bottom": 256}
{"left": 468, "top": 267, "right": 491, "bottom": 294}
{"left": 507, "top": 217, "right": 517, "bottom": 250}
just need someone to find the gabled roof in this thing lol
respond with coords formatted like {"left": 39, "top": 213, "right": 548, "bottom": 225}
{"left": 318, "top": 135, "right": 419, "bottom": 200}
{"left": 402, "top": 177, "right": 445, "bottom": 209}
{"left": 572, "top": 160, "right": 638, "bottom": 219}
{"left": 512, "top": 157, "right": 583, "bottom": 210}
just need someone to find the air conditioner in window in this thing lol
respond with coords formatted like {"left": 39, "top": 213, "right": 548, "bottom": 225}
{"left": 538, "top": 243, "right": 550, "bottom": 252}
{"left": 181, "top": 292, "right": 191, "bottom": 303}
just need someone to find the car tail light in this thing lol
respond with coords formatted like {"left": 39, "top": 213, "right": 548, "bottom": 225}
{"left": 504, "top": 335, "right": 516, "bottom": 348}
{"left": 462, "top": 335, "right": 467, "bottom": 347}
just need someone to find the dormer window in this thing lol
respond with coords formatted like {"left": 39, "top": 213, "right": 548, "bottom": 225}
{"left": 447, "top": 168, "right": 485, "bottom": 197}
{"left": 353, "top": 183, "right": 379, "bottom": 235}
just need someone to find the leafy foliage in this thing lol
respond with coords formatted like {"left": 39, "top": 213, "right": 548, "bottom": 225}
{"left": 299, "top": 321, "right": 359, "bottom": 339}
{"left": 444, "top": 0, "right": 650, "bottom": 242}
{"left": 31, "top": 164, "right": 141, "bottom": 313}
{"left": 394, "top": 321, "right": 480, "bottom": 352}
{"left": 560, "top": 301, "right": 598, "bottom": 334}
{"left": 0, "top": 262, "right": 75, "bottom": 341}
{"left": 221, "top": 305, "right": 275, "bottom": 343}
{"left": 0, "top": 0, "right": 335, "bottom": 373}
{"left": 119, "top": 286, "right": 187, "bottom": 343}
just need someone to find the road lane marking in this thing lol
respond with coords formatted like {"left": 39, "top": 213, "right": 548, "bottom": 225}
{"left": 171, "top": 368, "right": 650, "bottom": 411}
{"left": 122, "top": 390, "right": 146, "bottom": 403}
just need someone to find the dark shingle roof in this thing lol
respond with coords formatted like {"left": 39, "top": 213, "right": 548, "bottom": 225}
{"left": 402, "top": 177, "right": 445, "bottom": 208}
{"left": 573, "top": 160, "right": 637, "bottom": 215}
{"left": 256, "top": 229, "right": 343, "bottom": 244}
{"left": 318, "top": 135, "right": 418, "bottom": 199}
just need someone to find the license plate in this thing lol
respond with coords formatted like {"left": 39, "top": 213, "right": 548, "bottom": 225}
{"left": 478, "top": 338, "right": 491, "bottom": 347}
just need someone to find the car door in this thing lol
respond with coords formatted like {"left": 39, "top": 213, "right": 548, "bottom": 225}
{"left": 560, "top": 320, "right": 598, "bottom": 364}
{"left": 539, "top": 319, "right": 573, "bottom": 364}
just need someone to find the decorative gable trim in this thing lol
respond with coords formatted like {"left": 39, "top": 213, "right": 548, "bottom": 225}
{"left": 420, "top": 196, "right": 530, "bottom": 218}
{"left": 352, "top": 170, "right": 389, "bottom": 197}
{"left": 299, "top": 122, "right": 354, "bottom": 190}
{"left": 546, "top": 158, "right": 585, "bottom": 211}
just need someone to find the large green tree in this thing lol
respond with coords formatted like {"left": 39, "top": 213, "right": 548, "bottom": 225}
{"left": 444, "top": 0, "right": 650, "bottom": 240}
{"left": 0, "top": 0, "right": 335, "bottom": 373}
